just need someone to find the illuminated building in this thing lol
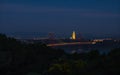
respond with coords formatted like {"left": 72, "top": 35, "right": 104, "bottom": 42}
{"left": 71, "top": 31, "right": 76, "bottom": 40}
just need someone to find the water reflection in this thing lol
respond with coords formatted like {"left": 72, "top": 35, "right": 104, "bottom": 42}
{"left": 54, "top": 45, "right": 120, "bottom": 54}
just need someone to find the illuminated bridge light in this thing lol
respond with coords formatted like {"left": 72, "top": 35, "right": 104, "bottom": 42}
{"left": 47, "top": 42, "right": 93, "bottom": 47}
{"left": 93, "top": 39, "right": 104, "bottom": 42}
{"left": 92, "top": 42, "right": 96, "bottom": 44}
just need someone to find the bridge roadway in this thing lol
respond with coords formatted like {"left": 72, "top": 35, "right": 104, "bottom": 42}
{"left": 47, "top": 41, "right": 96, "bottom": 46}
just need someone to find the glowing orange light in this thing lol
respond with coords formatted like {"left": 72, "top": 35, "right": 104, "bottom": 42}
{"left": 72, "top": 31, "right": 76, "bottom": 40}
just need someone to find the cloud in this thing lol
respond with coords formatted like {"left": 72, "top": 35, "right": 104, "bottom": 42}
{"left": 0, "top": 3, "right": 120, "bottom": 17}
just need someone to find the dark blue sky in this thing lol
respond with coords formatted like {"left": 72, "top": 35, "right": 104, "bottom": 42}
{"left": 0, "top": 0, "right": 120, "bottom": 38}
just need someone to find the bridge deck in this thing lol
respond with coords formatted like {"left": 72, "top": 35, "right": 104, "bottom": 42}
{"left": 47, "top": 42, "right": 96, "bottom": 46}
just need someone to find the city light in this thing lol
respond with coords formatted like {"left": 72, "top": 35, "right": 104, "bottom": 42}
{"left": 71, "top": 31, "right": 76, "bottom": 40}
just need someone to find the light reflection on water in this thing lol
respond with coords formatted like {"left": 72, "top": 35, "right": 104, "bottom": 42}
{"left": 54, "top": 45, "right": 119, "bottom": 54}
{"left": 64, "top": 47, "right": 112, "bottom": 54}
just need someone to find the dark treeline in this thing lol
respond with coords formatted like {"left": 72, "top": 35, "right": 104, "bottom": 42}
{"left": 0, "top": 34, "right": 120, "bottom": 75}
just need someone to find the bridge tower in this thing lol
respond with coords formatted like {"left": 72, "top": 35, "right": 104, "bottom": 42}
{"left": 78, "top": 32, "right": 83, "bottom": 41}
{"left": 48, "top": 32, "right": 55, "bottom": 40}
{"left": 48, "top": 32, "right": 56, "bottom": 44}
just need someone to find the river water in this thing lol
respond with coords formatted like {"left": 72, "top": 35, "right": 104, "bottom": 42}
{"left": 53, "top": 44, "right": 120, "bottom": 54}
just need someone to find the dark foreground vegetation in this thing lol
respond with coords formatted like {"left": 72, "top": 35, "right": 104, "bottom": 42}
{"left": 0, "top": 34, "right": 120, "bottom": 75}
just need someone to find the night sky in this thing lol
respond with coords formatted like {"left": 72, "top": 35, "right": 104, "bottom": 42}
{"left": 0, "top": 0, "right": 120, "bottom": 38}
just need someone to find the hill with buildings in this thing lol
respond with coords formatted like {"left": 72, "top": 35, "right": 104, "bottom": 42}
{"left": 0, "top": 34, "right": 120, "bottom": 75}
